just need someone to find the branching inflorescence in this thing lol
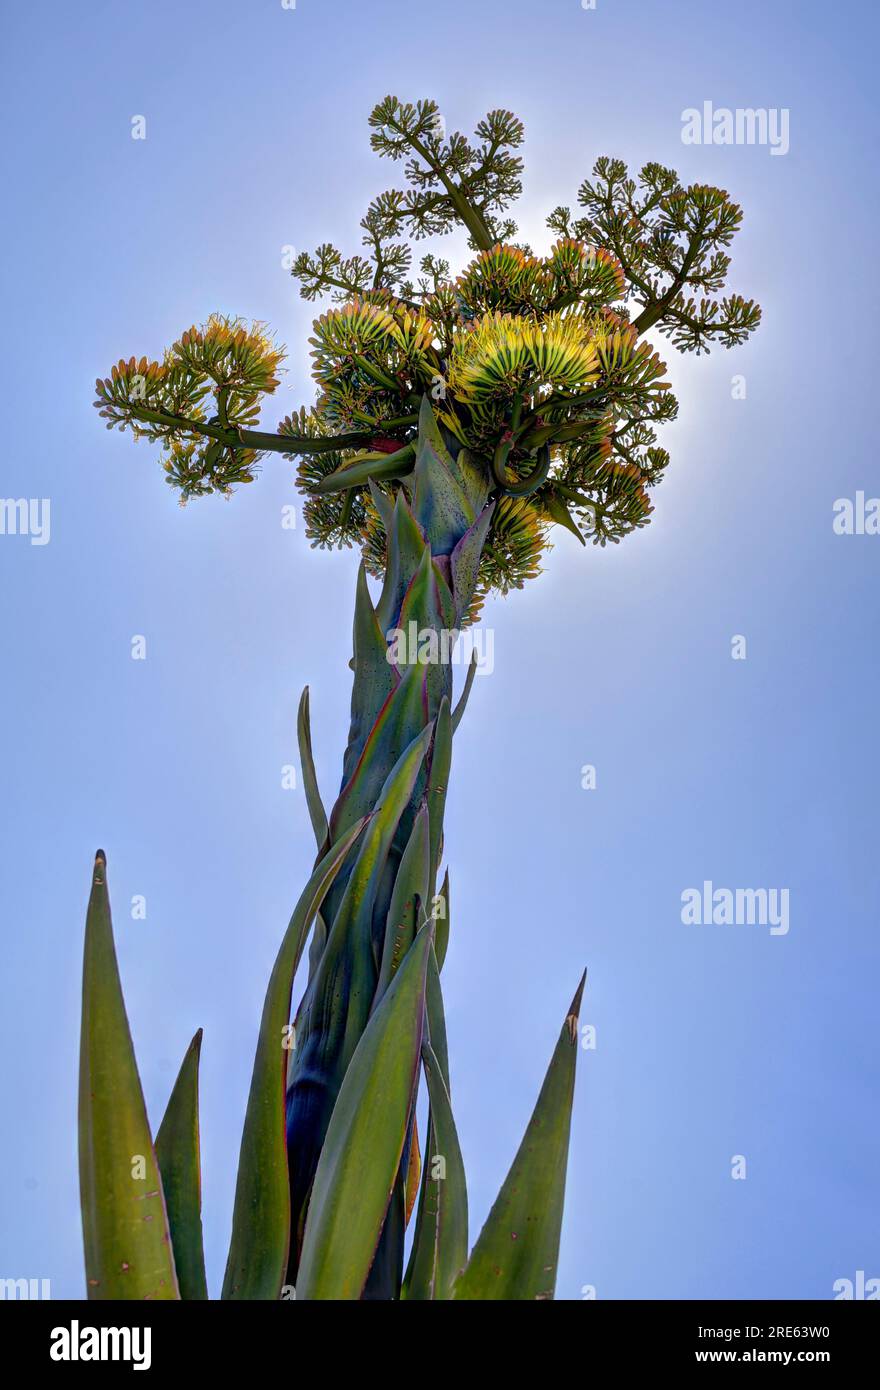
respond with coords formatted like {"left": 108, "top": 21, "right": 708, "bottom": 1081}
{"left": 94, "top": 96, "right": 760, "bottom": 610}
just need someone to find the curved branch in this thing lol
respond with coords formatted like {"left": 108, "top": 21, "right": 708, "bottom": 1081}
{"left": 492, "top": 442, "right": 552, "bottom": 497}
{"left": 124, "top": 403, "right": 375, "bottom": 456}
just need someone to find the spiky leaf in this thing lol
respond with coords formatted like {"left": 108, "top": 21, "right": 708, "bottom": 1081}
{"left": 78, "top": 851, "right": 179, "bottom": 1301}
{"left": 221, "top": 817, "right": 368, "bottom": 1300}
{"left": 402, "top": 1040, "right": 468, "bottom": 1300}
{"left": 155, "top": 1029, "right": 208, "bottom": 1300}
{"left": 375, "top": 802, "right": 431, "bottom": 1003}
{"left": 297, "top": 686, "right": 329, "bottom": 850}
{"left": 453, "top": 972, "right": 586, "bottom": 1301}
{"left": 296, "top": 921, "right": 434, "bottom": 1300}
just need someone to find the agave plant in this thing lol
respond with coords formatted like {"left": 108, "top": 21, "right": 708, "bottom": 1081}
{"left": 83, "top": 96, "right": 760, "bottom": 1300}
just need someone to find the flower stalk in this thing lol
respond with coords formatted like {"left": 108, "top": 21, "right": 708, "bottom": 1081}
{"left": 79, "top": 93, "right": 760, "bottom": 1300}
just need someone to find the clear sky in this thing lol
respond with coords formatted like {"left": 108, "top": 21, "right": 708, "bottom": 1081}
{"left": 1, "top": 0, "right": 877, "bottom": 1299}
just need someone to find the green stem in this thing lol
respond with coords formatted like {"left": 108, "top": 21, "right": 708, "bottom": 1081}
{"left": 353, "top": 355, "right": 401, "bottom": 394}
{"left": 633, "top": 226, "right": 705, "bottom": 334}
{"left": 124, "top": 404, "right": 374, "bottom": 456}
{"left": 492, "top": 443, "right": 552, "bottom": 497}
{"left": 406, "top": 130, "right": 495, "bottom": 251}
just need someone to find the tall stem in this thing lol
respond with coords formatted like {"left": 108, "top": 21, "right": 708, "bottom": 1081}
{"left": 285, "top": 401, "right": 493, "bottom": 1296}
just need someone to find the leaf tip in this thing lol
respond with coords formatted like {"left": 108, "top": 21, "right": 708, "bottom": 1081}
{"left": 568, "top": 969, "right": 587, "bottom": 1026}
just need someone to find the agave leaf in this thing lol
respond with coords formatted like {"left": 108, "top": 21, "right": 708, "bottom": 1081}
{"left": 397, "top": 531, "right": 458, "bottom": 638}
{"left": 221, "top": 816, "right": 368, "bottom": 1300}
{"left": 402, "top": 945, "right": 456, "bottom": 1299}
{"left": 425, "top": 942, "right": 450, "bottom": 1087}
{"left": 451, "top": 654, "right": 478, "bottom": 734}
{"left": 330, "top": 661, "right": 427, "bottom": 845}
{"left": 434, "top": 868, "right": 451, "bottom": 974}
{"left": 296, "top": 921, "right": 434, "bottom": 1300}
{"left": 425, "top": 697, "right": 452, "bottom": 897}
{"left": 404, "top": 1116, "right": 422, "bottom": 1228}
{"left": 453, "top": 445, "right": 492, "bottom": 517}
{"left": 78, "top": 851, "right": 179, "bottom": 1300}
{"left": 402, "top": 1039, "right": 468, "bottom": 1301}
{"left": 367, "top": 477, "right": 395, "bottom": 534}
{"left": 155, "top": 1029, "right": 208, "bottom": 1300}
{"left": 297, "top": 686, "right": 328, "bottom": 850}
{"left": 347, "top": 735, "right": 434, "bottom": 1303}
{"left": 375, "top": 802, "right": 430, "bottom": 1003}
{"left": 314, "top": 442, "right": 415, "bottom": 493}
{"left": 544, "top": 490, "right": 586, "bottom": 545}
{"left": 411, "top": 396, "right": 477, "bottom": 554}
{"left": 427, "top": 407, "right": 490, "bottom": 514}
{"left": 286, "top": 723, "right": 435, "bottom": 1272}
{"left": 362, "top": 1174, "right": 407, "bottom": 1301}
{"left": 450, "top": 501, "right": 495, "bottom": 624}
{"left": 339, "top": 562, "right": 400, "bottom": 790}
{"left": 297, "top": 721, "right": 434, "bottom": 1074}
{"left": 453, "top": 972, "right": 586, "bottom": 1301}
{"left": 306, "top": 907, "right": 329, "bottom": 981}
{"left": 416, "top": 393, "right": 466, "bottom": 489}
{"left": 394, "top": 546, "right": 458, "bottom": 726}
{"left": 374, "top": 488, "right": 428, "bottom": 636}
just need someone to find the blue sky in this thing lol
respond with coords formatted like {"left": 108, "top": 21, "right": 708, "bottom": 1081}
{"left": 1, "top": 0, "right": 877, "bottom": 1299}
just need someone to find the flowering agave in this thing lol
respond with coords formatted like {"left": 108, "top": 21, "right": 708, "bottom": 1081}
{"left": 85, "top": 96, "right": 760, "bottom": 1300}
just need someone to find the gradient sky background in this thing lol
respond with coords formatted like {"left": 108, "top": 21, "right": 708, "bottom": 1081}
{"left": 1, "top": 0, "right": 877, "bottom": 1300}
